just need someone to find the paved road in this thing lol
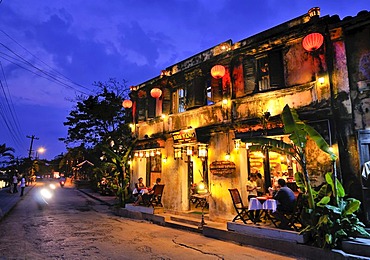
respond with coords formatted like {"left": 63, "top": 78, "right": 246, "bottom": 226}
{"left": 0, "top": 179, "right": 299, "bottom": 259}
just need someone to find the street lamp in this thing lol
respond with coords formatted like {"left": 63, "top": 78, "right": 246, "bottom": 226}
{"left": 36, "top": 147, "right": 46, "bottom": 159}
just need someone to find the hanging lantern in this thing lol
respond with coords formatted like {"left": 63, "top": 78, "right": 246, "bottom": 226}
{"left": 150, "top": 88, "right": 162, "bottom": 98}
{"left": 122, "top": 99, "right": 132, "bottom": 109}
{"left": 211, "top": 65, "right": 225, "bottom": 79}
{"left": 198, "top": 144, "right": 208, "bottom": 159}
{"left": 302, "top": 33, "right": 324, "bottom": 52}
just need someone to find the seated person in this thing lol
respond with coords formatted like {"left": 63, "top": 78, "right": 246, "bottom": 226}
{"left": 134, "top": 178, "right": 161, "bottom": 206}
{"left": 271, "top": 178, "right": 296, "bottom": 229}
{"left": 135, "top": 177, "right": 147, "bottom": 193}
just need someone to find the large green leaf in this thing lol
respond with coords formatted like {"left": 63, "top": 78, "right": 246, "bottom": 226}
{"left": 343, "top": 198, "right": 361, "bottom": 215}
{"left": 303, "top": 124, "right": 337, "bottom": 161}
{"left": 336, "top": 179, "right": 345, "bottom": 198}
{"left": 317, "top": 196, "right": 331, "bottom": 207}
{"left": 281, "top": 105, "right": 307, "bottom": 149}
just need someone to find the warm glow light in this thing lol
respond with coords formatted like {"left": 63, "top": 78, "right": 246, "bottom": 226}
{"left": 211, "top": 65, "right": 226, "bottom": 79}
{"left": 150, "top": 88, "right": 162, "bottom": 98}
{"left": 187, "top": 146, "right": 193, "bottom": 156}
{"left": 134, "top": 152, "right": 139, "bottom": 157}
{"left": 139, "top": 151, "right": 144, "bottom": 158}
{"left": 225, "top": 153, "right": 231, "bottom": 161}
{"left": 150, "top": 150, "right": 155, "bottom": 157}
{"left": 161, "top": 114, "right": 166, "bottom": 119}
{"left": 37, "top": 147, "right": 46, "bottom": 154}
{"left": 318, "top": 76, "right": 325, "bottom": 84}
{"left": 302, "top": 33, "right": 324, "bottom": 52}
{"left": 174, "top": 148, "right": 182, "bottom": 159}
{"left": 234, "top": 139, "right": 241, "bottom": 150}
{"left": 128, "top": 160, "right": 132, "bottom": 165}
{"left": 122, "top": 99, "right": 133, "bottom": 109}
{"left": 222, "top": 99, "right": 228, "bottom": 105}
{"left": 162, "top": 157, "right": 167, "bottom": 163}
{"left": 198, "top": 144, "right": 208, "bottom": 158}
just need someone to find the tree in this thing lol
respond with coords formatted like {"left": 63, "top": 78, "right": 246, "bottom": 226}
{"left": 62, "top": 79, "right": 135, "bottom": 204}
{"left": 0, "top": 143, "right": 15, "bottom": 163}
{"left": 63, "top": 79, "right": 130, "bottom": 147}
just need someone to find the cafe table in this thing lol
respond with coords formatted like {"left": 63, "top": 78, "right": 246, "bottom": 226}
{"left": 256, "top": 196, "right": 278, "bottom": 225}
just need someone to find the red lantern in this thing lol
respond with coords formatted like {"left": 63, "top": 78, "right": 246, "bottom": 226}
{"left": 211, "top": 65, "right": 226, "bottom": 79}
{"left": 302, "top": 33, "right": 324, "bottom": 52}
{"left": 122, "top": 99, "right": 132, "bottom": 109}
{"left": 150, "top": 88, "right": 162, "bottom": 98}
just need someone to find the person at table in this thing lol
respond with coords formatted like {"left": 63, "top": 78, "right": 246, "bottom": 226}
{"left": 256, "top": 173, "right": 265, "bottom": 196}
{"left": 132, "top": 177, "right": 147, "bottom": 200}
{"left": 271, "top": 178, "right": 296, "bottom": 228}
{"left": 134, "top": 178, "right": 161, "bottom": 206}
{"left": 246, "top": 174, "right": 258, "bottom": 201}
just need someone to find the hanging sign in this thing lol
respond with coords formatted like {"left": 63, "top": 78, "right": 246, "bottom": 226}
{"left": 210, "top": 161, "right": 236, "bottom": 176}
{"left": 172, "top": 129, "right": 197, "bottom": 145}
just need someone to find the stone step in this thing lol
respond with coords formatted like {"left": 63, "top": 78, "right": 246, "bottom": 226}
{"left": 165, "top": 219, "right": 203, "bottom": 233}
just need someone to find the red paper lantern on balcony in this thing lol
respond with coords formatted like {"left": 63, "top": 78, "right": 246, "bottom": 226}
{"left": 211, "top": 65, "right": 226, "bottom": 79}
{"left": 150, "top": 88, "right": 162, "bottom": 98}
{"left": 302, "top": 33, "right": 324, "bottom": 52}
{"left": 122, "top": 99, "right": 132, "bottom": 109}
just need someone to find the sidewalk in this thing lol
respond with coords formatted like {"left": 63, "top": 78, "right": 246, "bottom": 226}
{"left": 0, "top": 183, "right": 36, "bottom": 221}
{"left": 78, "top": 188, "right": 370, "bottom": 260}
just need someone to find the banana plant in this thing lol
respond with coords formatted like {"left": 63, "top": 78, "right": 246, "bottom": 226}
{"left": 244, "top": 104, "right": 336, "bottom": 209}
{"left": 99, "top": 139, "right": 136, "bottom": 207}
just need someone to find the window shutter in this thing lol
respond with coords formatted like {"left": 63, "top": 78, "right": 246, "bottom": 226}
{"left": 243, "top": 56, "right": 256, "bottom": 94}
{"left": 268, "top": 50, "right": 285, "bottom": 89}
{"left": 147, "top": 94, "right": 156, "bottom": 118}
{"left": 187, "top": 77, "right": 205, "bottom": 109}
{"left": 211, "top": 77, "right": 222, "bottom": 103}
{"left": 162, "top": 88, "right": 172, "bottom": 114}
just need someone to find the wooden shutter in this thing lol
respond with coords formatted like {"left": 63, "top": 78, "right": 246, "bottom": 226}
{"left": 243, "top": 56, "right": 256, "bottom": 94}
{"left": 268, "top": 50, "right": 285, "bottom": 89}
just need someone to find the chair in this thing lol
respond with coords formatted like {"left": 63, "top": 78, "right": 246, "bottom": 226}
{"left": 228, "top": 188, "right": 252, "bottom": 224}
{"left": 271, "top": 192, "right": 305, "bottom": 231}
{"left": 286, "top": 192, "right": 305, "bottom": 231}
{"left": 143, "top": 184, "right": 165, "bottom": 207}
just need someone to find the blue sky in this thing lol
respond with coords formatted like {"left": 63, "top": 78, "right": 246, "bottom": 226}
{"left": 0, "top": 1, "right": 368, "bottom": 160}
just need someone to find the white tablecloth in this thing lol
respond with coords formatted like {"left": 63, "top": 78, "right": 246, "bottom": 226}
{"left": 248, "top": 198, "right": 262, "bottom": 210}
{"left": 262, "top": 199, "right": 277, "bottom": 212}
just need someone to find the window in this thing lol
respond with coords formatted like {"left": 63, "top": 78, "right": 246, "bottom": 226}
{"left": 256, "top": 50, "right": 285, "bottom": 91}
{"left": 173, "top": 88, "right": 186, "bottom": 113}
{"left": 257, "top": 56, "right": 270, "bottom": 91}
{"left": 206, "top": 85, "right": 214, "bottom": 105}
{"left": 178, "top": 88, "right": 186, "bottom": 112}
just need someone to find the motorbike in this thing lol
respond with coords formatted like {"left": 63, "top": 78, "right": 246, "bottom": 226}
{"left": 35, "top": 183, "right": 55, "bottom": 209}
{"left": 59, "top": 179, "right": 65, "bottom": 187}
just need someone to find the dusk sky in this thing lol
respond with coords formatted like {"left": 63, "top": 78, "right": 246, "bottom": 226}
{"left": 0, "top": 1, "right": 368, "bottom": 160}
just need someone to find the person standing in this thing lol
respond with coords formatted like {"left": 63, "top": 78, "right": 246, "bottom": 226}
{"left": 256, "top": 173, "right": 265, "bottom": 196}
{"left": 12, "top": 174, "right": 18, "bottom": 193}
{"left": 246, "top": 175, "right": 258, "bottom": 201}
{"left": 20, "top": 175, "right": 26, "bottom": 197}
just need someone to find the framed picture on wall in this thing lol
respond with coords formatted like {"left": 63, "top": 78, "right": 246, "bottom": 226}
{"left": 150, "top": 155, "right": 162, "bottom": 172}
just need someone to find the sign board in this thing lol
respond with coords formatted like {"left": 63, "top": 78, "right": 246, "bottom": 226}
{"left": 210, "top": 161, "right": 236, "bottom": 176}
{"left": 172, "top": 128, "right": 197, "bottom": 145}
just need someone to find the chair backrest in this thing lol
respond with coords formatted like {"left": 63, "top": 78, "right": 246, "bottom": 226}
{"left": 153, "top": 184, "right": 165, "bottom": 196}
{"left": 228, "top": 188, "right": 245, "bottom": 208}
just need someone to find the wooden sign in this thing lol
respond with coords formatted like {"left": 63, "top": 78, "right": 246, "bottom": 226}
{"left": 210, "top": 161, "right": 236, "bottom": 176}
{"left": 172, "top": 129, "right": 197, "bottom": 145}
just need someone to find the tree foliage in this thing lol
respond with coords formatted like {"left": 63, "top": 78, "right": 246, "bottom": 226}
{"left": 0, "top": 143, "right": 15, "bottom": 164}
{"left": 63, "top": 79, "right": 130, "bottom": 147}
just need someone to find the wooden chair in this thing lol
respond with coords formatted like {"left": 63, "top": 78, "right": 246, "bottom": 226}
{"left": 271, "top": 192, "right": 305, "bottom": 231}
{"left": 228, "top": 188, "right": 252, "bottom": 224}
{"left": 286, "top": 192, "right": 305, "bottom": 231}
{"left": 143, "top": 184, "right": 165, "bottom": 207}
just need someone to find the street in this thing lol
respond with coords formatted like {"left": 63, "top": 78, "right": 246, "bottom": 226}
{"left": 0, "top": 180, "right": 299, "bottom": 259}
